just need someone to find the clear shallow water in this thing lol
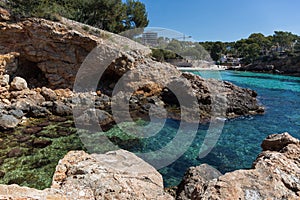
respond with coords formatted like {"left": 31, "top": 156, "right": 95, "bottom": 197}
{"left": 2, "top": 70, "right": 300, "bottom": 189}
{"left": 129, "top": 70, "right": 300, "bottom": 187}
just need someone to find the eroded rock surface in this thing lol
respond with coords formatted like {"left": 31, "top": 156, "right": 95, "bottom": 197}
{"left": 0, "top": 150, "right": 174, "bottom": 200}
{"left": 51, "top": 150, "right": 173, "bottom": 199}
{"left": 176, "top": 164, "right": 222, "bottom": 200}
{"left": 177, "top": 132, "right": 300, "bottom": 200}
{"left": 0, "top": 7, "right": 264, "bottom": 128}
{"left": 0, "top": 17, "right": 151, "bottom": 89}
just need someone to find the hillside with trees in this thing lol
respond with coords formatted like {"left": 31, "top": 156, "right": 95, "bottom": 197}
{"left": 197, "top": 31, "right": 300, "bottom": 75}
{"left": 200, "top": 31, "right": 300, "bottom": 65}
{"left": 3, "top": 0, "right": 148, "bottom": 33}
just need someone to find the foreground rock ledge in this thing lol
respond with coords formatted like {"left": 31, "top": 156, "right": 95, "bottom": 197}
{"left": 0, "top": 150, "right": 173, "bottom": 200}
{"left": 1, "top": 133, "right": 300, "bottom": 199}
{"left": 177, "top": 132, "right": 300, "bottom": 200}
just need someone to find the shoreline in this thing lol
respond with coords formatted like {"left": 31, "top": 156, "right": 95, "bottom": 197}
{"left": 177, "top": 65, "right": 228, "bottom": 71}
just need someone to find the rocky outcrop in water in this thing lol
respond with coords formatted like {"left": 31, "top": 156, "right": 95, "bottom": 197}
{"left": 176, "top": 132, "right": 300, "bottom": 200}
{"left": 237, "top": 56, "right": 300, "bottom": 76}
{"left": 0, "top": 150, "right": 173, "bottom": 199}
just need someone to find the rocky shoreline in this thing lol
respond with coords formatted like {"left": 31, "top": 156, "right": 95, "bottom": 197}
{"left": 0, "top": 7, "right": 274, "bottom": 199}
{"left": 0, "top": 8, "right": 264, "bottom": 130}
{"left": 234, "top": 55, "right": 300, "bottom": 77}
{"left": 0, "top": 132, "right": 299, "bottom": 199}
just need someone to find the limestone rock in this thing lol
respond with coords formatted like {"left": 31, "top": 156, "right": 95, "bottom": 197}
{"left": 0, "top": 14, "right": 263, "bottom": 122}
{"left": 261, "top": 132, "right": 299, "bottom": 151}
{"left": 11, "top": 98, "right": 37, "bottom": 112}
{"left": 177, "top": 133, "right": 300, "bottom": 200}
{"left": 8, "top": 109, "right": 24, "bottom": 119}
{"left": 75, "top": 108, "right": 114, "bottom": 130}
{"left": 41, "top": 86, "right": 57, "bottom": 101}
{"left": 52, "top": 101, "right": 72, "bottom": 116}
{"left": 51, "top": 150, "right": 173, "bottom": 200}
{"left": 1, "top": 74, "right": 9, "bottom": 86}
{"left": 11, "top": 77, "right": 28, "bottom": 91}
{"left": 0, "top": 184, "right": 64, "bottom": 200}
{"left": 0, "top": 150, "right": 173, "bottom": 199}
{"left": 0, "top": 114, "right": 19, "bottom": 129}
{"left": 176, "top": 164, "right": 222, "bottom": 200}
{"left": 0, "top": 17, "right": 151, "bottom": 89}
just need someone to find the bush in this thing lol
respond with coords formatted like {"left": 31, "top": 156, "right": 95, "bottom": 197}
{"left": 82, "top": 25, "right": 90, "bottom": 32}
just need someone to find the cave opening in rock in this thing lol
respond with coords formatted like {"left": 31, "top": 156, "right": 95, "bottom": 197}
{"left": 13, "top": 58, "right": 49, "bottom": 89}
{"left": 98, "top": 69, "right": 122, "bottom": 96}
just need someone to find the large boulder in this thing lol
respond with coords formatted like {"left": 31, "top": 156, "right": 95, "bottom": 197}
{"left": 10, "top": 77, "right": 28, "bottom": 91}
{"left": 261, "top": 132, "right": 299, "bottom": 151}
{"left": 0, "top": 150, "right": 174, "bottom": 200}
{"left": 177, "top": 133, "right": 300, "bottom": 200}
{"left": 176, "top": 164, "right": 222, "bottom": 200}
{"left": 0, "top": 114, "right": 19, "bottom": 129}
{"left": 51, "top": 150, "right": 173, "bottom": 199}
{"left": 41, "top": 87, "right": 57, "bottom": 101}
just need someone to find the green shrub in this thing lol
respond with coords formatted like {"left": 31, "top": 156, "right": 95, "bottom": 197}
{"left": 82, "top": 25, "right": 90, "bottom": 32}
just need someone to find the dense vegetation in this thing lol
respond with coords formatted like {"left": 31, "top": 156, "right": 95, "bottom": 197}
{"left": 5, "top": 0, "right": 148, "bottom": 33}
{"left": 200, "top": 31, "right": 300, "bottom": 64}
{"left": 147, "top": 31, "right": 300, "bottom": 66}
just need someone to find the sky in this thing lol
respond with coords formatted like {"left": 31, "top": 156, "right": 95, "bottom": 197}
{"left": 135, "top": 0, "right": 300, "bottom": 42}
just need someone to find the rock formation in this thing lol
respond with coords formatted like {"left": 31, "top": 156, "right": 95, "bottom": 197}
{"left": 0, "top": 150, "right": 173, "bottom": 200}
{"left": 0, "top": 7, "right": 264, "bottom": 129}
{"left": 237, "top": 56, "right": 300, "bottom": 76}
{"left": 176, "top": 132, "right": 300, "bottom": 200}
{"left": 2, "top": 133, "right": 300, "bottom": 199}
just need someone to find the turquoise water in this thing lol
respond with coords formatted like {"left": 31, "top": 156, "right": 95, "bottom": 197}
{"left": 2, "top": 70, "right": 299, "bottom": 189}
{"left": 120, "top": 70, "right": 300, "bottom": 187}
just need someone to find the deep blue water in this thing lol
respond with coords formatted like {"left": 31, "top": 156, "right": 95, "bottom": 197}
{"left": 108, "top": 70, "right": 300, "bottom": 187}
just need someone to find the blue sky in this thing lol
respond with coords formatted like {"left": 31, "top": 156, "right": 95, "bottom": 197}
{"left": 136, "top": 0, "right": 300, "bottom": 42}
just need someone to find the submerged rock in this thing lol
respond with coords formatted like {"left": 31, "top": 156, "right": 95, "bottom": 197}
{"left": 7, "top": 148, "right": 23, "bottom": 158}
{"left": 177, "top": 133, "right": 300, "bottom": 199}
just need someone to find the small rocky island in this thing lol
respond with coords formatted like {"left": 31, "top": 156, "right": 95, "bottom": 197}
{"left": 0, "top": 7, "right": 298, "bottom": 200}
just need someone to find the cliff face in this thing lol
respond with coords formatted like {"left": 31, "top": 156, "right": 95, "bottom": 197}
{"left": 0, "top": 17, "right": 151, "bottom": 89}
{"left": 0, "top": 18, "right": 96, "bottom": 88}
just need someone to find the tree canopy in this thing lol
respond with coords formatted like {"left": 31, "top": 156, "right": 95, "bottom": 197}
{"left": 7, "top": 0, "right": 149, "bottom": 33}
{"left": 200, "top": 31, "right": 300, "bottom": 64}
